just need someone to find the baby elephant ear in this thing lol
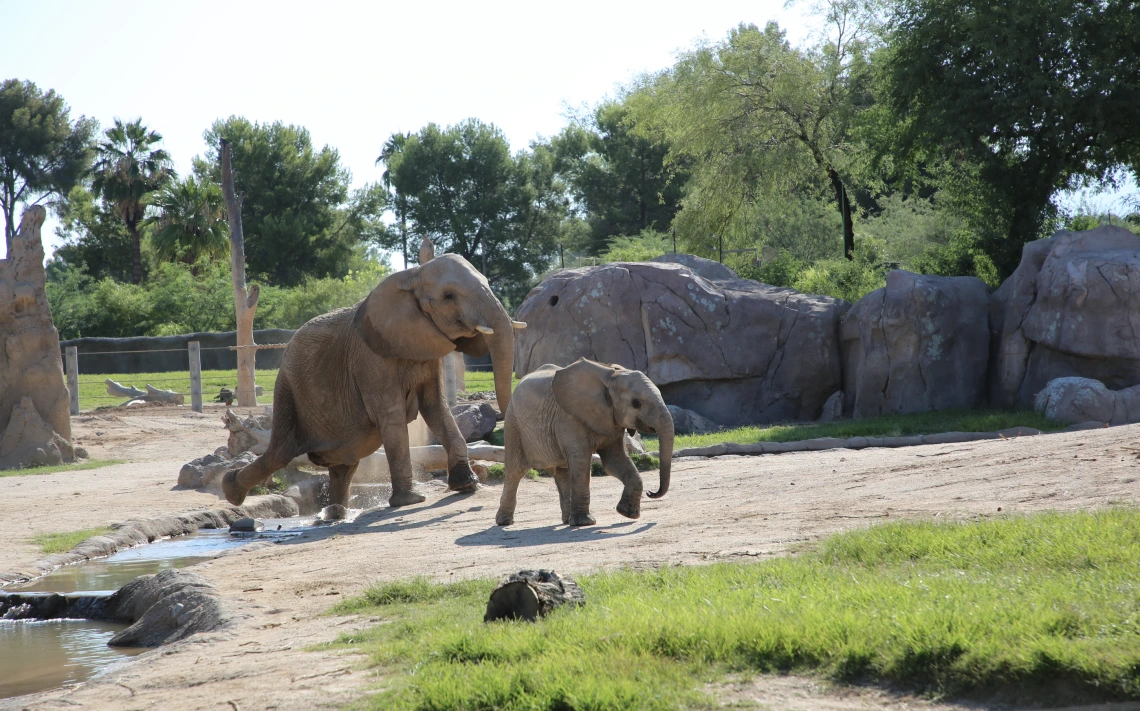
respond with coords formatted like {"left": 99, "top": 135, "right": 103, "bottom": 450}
{"left": 552, "top": 359, "right": 616, "bottom": 436}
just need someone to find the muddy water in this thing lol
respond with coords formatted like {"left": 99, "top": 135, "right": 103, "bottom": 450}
{"left": 1, "top": 517, "right": 311, "bottom": 700}
{"left": 0, "top": 619, "right": 143, "bottom": 698}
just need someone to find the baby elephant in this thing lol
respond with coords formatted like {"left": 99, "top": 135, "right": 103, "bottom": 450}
{"left": 496, "top": 358, "right": 674, "bottom": 526}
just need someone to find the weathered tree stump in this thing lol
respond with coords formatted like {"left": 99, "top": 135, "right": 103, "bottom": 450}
{"left": 484, "top": 570, "right": 584, "bottom": 622}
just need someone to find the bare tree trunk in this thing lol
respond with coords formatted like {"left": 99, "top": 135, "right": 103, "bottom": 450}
{"left": 828, "top": 167, "right": 855, "bottom": 261}
{"left": 128, "top": 222, "right": 143, "bottom": 284}
{"left": 220, "top": 139, "right": 259, "bottom": 407}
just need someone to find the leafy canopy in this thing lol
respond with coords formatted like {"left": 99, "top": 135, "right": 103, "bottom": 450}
{"left": 143, "top": 175, "right": 229, "bottom": 267}
{"left": 0, "top": 78, "right": 95, "bottom": 255}
{"left": 200, "top": 117, "right": 384, "bottom": 287}
{"left": 381, "top": 119, "right": 566, "bottom": 306}
{"left": 91, "top": 118, "right": 173, "bottom": 284}
{"left": 882, "top": 0, "right": 1140, "bottom": 275}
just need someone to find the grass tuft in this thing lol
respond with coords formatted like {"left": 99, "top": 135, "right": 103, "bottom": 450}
{"left": 32, "top": 526, "right": 113, "bottom": 554}
{"left": 648, "top": 409, "right": 1061, "bottom": 450}
{"left": 0, "top": 459, "right": 124, "bottom": 478}
{"left": 333, "top": 509, "right": 1140, "bottom": 709}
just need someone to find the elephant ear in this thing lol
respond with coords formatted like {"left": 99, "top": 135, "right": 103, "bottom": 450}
{"left": 354, "top": 270, "right": 455, "bottom": 361}
{"left": 552, "top": 359, "right": 617, "bottom": 436}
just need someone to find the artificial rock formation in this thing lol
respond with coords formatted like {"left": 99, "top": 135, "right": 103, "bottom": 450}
{"left": 650, "top": 253, "right": 739, "bottom": 281}
{"left": 993, "top": 225, "right": 1140, "bottom": 408}
{"left": 0, "top": 207, "right": 74, "bottom": 469}
{"left": 1033, "top": 376, "right": 1140, "bottom": 426}
{"left": 841, "top": 270, "right": 991, "bottom": 417}
{"left": 514, "top": 262, "right": 849, "bottom": 426}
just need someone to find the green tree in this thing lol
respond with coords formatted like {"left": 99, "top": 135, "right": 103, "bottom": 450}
{"left": 383, "top": 119, "right": 566, "bottom": 305}
{"left": 377, "top": 132, "right": 410, "bottom": 266}
{"left": 882, "top": 0, "right": 1140, "bottom": 275}
{"left": 551, "top": 100, "right": 684, "bottom": 255}
{"left": 91, "top": 118, "right": 173, "bottom": 284}
{"left": 51, "top": 185, "right": 134, "bottom": 282}
{"left": 143, "top": 175, "right": 228, "bottom": 268}
{"left": 628, "top": 4, "right": 879, "bottom": 260}
{"left": 0, "top": 79, "right": 96, "bottom": 255}
{"left": 200, "top": 117, "right": 381, "bottom": 286}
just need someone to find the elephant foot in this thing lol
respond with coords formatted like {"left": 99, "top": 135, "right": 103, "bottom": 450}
{"left": 616, "top": 498, "right": 641, "bottom": 519}
{"left": 447, "top": 461, "right": 480, "bottom": 493}
{"left": 568, "top": 513, "right": 596, "bottom": 527}
{"left": 389, "top": 490, "right": 426, "bottom": 507}
{"left": 221, "top": 469, "right": 247, "bottom": 506}
{"left": 318, "top": 504, "right": 348, "bottom": 521}
{"left": 495, "top": 511, "right": 514, "bottom": 526}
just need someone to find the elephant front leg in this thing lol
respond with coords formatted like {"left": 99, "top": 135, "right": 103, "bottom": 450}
{"left": 553, "top": 467, "right": 572, "bottom": 525}
{"left": 320, "top": 462, "right": 358, "bottom": 521}
{"left": 566, "top": 453, "right": 595, "bottom": 527}
{"left": 599, "top": 445, "right": 644, "bottom": 520}
{"left": 418, "top": 375, "right": 479, "bottom": 493}
{"left": 380, "top": 418, "right": 426, "bottom": 507}
{"left": 495, "top": 420, "right": 528, "bottom": 526}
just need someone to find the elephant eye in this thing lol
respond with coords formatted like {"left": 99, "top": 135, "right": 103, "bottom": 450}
{"left": 631, "top": 399, "right": 641, "bottom": 409}
{"left": 443, "top": 292, "right": 455, "bottom": 301}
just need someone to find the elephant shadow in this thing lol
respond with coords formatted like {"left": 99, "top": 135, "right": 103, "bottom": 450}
{"left": 275, "top": 492, "right": 479, "bottom": 545}
{"left": 454, "top": 521, "right": 656, "bottom": 548}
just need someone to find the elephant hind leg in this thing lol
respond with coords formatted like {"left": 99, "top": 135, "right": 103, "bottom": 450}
{"left": 222, "top": 446, "right": 297, "bottom": 507}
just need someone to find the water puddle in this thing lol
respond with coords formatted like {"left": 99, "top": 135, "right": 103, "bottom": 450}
{"left": 0, "top": 619, "right": 143, "bottom": 698}
{"left": 1, "top": 516, "right": 311, "bottom": 700}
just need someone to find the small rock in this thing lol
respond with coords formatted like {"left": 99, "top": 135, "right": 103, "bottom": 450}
{"left": 73, "top": 446, "right": 88, "bottom": 459}
{"left": 667, "top": 405, "right": 721, "bottom": 435}
{"left": 819, "top": 391, "right": 843, "bottom": 422}
{"left": 229, "top": 518, "right": 264, "bottom": 533}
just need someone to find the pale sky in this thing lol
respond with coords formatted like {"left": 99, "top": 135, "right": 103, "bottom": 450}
{"left": 2, "top": 1, "right": 1132, "bottom": 263}
{"left": 0, "top": 0, "right": 813, "bottom": 261}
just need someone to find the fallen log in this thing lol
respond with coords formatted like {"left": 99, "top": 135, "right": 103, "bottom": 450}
{"left": 144, "top": 384, "right": 184, "bottom": 405}
{"left": 484, "top": 570, "right": 585, "bottom": 622}
{"left": 222, "top": 409, "right": 272, "bottom": 455}
{"left": 105, "top": 379, "right": 145, "bottom": 399}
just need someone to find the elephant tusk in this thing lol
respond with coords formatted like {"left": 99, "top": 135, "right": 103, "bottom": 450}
{"left": 511, "top": 320, "right": 527, "bottom": 329}
{"left": 475, "top": 325, "right": 495, "bottom": 335}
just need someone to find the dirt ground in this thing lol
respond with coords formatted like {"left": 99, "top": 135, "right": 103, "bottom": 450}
{"left": 1, "top": 406, "right": 1138, "bottom": 711}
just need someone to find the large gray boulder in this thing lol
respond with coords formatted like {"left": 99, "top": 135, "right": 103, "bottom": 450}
{"left": 993, "top": 225, "right": 1140, "bottom": 407}
{"left": 514, "top": 262, "right": 850, "bottom": 426}
{"left": 650, "top": 253, "right": 738, "bottom": 281}
{"left": 841, "top": 271, "right": 991, "bottom": 417}
{"left": 1034, "top": 376, "right": 1140, "bottom": 425}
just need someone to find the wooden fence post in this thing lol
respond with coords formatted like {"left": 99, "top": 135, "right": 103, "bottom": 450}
{"left": 188, "top": 341, "right": 203, "bottom": 413}
{"left": 65, "top": 346, "right": 79, "bottom": 415}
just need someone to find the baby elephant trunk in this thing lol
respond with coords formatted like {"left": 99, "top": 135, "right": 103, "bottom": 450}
{"left": 647, "top": 407, "right": 673, "bottom": 499}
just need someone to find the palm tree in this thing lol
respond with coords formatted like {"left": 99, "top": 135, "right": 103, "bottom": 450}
{"left": 92, "top": 118, "right": 172, "bottom": 283}
{"left": 377, "top": 133, "right": 410, "bottom": 267}
{"left": 143, "top": 175, "right": 228, "bottom": 269}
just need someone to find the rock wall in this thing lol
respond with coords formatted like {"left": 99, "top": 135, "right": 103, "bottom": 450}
{"left": 0, "top": 207, "right": 73, "bottom": 469}
{"left": 513, "top": 262, "right": 850, "bottom": 426}
{"left": 841, "top": 271, "right": 991, "bottom": 417}
{"left": 992, "top": 225, "right": 1140, "bottom": 408}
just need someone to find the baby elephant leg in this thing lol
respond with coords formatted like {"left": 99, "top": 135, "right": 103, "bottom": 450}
{"left": 566, "top": 454, "right": 595, "bottom": 527}
{"left": 553, "top": 467, "right": 571, "bottom": 525}
{"left": 599, "top": 446, "right": 644, "bottom": 520}
{"left": 495, "top": 422, "right": 529, "bottom": 526}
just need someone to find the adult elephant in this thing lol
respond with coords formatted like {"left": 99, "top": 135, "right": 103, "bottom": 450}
{"left": 222, "top": 252, "right": 521, "bottom": 519}
{"left": 495, "top": 359, "right": 674, "bottom": 527}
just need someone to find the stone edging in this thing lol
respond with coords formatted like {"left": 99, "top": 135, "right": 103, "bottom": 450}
{"left": 0, "top": 494, "right": 298, "bottom": 585}
{"left": 657, "top": 426, "right": 1051, "bottom": 459}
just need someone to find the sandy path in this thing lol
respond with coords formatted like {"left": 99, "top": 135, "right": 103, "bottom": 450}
{"left": 2, "top": 415, "right": 1138, "bottom": 710}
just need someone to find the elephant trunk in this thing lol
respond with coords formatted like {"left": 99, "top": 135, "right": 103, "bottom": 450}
{"left": 486, "top": 309, "right": 515, "bottom": 416}
{"left": 647, "top": 405, "right": 673, "bottom": 499}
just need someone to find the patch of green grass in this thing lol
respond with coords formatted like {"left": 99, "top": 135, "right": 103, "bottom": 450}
{"left": 31, "top": 526, "right": 112, "bottom": 554}
{"left": 648, "top": 409, "right": 1062, "bottom": 451}
{"left": 77, "top": 368, "right": 280, "bottom": 410}
{"left": 485, "top": 464, "right": 540, "bottom": 481}
{"left": 0, "top": 459, "right": 124, "bottom": 477}
{"left": 333, "top": 509, "right": 1140, "bottom": 709}
{"left": 458, "top": 371, "right": 519, "bottom": 397}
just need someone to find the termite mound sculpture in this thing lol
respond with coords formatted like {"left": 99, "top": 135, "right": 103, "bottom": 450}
{"left": 0, "top": 207, "right": 80, "bottom": 469}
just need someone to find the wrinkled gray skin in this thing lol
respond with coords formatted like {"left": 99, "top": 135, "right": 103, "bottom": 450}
{"left": 496, "top": 359, "right": 674, "bottom": 527}
{"left": 222, "top": 254, "right": 516, "bottom": 518}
